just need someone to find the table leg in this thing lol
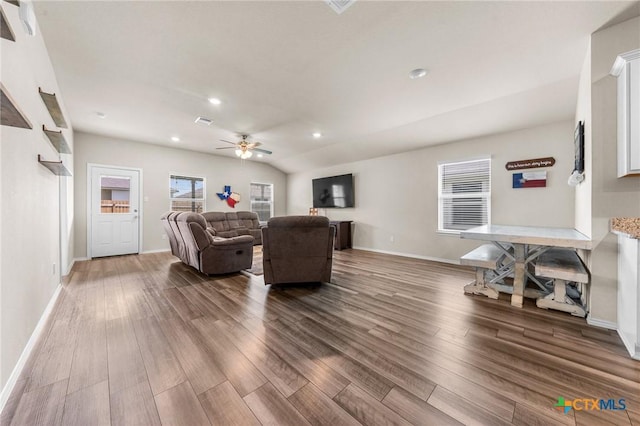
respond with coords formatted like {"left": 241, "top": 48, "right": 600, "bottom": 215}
{"left": 511, "top": 244, "right": 525, "bottom": 307}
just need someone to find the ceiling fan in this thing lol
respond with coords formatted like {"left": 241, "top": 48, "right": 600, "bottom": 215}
{"left": 216, "top": 135, "right": 272, "bottom": 159}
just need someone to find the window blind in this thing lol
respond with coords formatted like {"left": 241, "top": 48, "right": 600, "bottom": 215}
{"left": 438, "top": 158, "right": 491, "bottom": 232}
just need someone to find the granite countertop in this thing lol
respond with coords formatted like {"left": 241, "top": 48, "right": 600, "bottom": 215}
{"left": 611, "top": 217, "right": 640, "bottom": 239}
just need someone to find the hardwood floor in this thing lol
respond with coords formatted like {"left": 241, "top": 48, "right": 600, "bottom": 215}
{"left": 3, "top": 249, "right": 639, "bottom": 425}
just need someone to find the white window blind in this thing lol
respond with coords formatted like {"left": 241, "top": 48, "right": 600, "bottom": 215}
{"left": 438, "top": 158, "right": 491, "bottom": 233}
{"left": 250, "top": 182, "right": 273, "bottom": 222}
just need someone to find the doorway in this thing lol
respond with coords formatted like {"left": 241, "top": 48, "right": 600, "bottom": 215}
{"left": 88, "top": 164, "right": 141, "bottom": 258}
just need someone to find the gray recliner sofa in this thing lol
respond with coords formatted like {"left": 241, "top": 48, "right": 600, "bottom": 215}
{"left": 261, "top": 216, "right": 335, "bottom": 285}
{"left": 163, "top": 212, "right": 254, "bottom": 275}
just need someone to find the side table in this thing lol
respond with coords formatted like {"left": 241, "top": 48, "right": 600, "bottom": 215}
{"left": 330, "top": 220, "right": 353, "bottom": 250}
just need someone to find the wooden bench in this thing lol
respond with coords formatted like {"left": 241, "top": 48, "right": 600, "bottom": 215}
{"left": 461, "top": 244, "right": 504, "bottom": 299}
{"left": 535, "top": 248, "right": 589, "bottom": 317}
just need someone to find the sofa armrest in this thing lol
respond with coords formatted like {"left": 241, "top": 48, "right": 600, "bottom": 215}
{"left": 189, "top": 222, "right": 212, "bottom": 251}
{"left": 209, "top": 234, "right": 254, "bottom": 247}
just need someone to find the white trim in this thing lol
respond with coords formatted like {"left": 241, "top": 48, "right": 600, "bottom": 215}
{"left": 610, "top": 48, "right": 640, "bottom": 77}
{"left": 351, "top": 246, "right": 459, "bottom": 265}
{"left": 87, "top": 164, "right": 143, "bottom": 259}
{"left": 0, "top": 284, "right": 62, "bottom": 413}
{"left": 141, "top": 248, "right": 171, "bottom": 254}
{"left": 617, "top": 329, "right": 638, "bottom": 359}
{"left": 72, "top": 257, "right": 89, "bottom": 263}
{"left": 66, "top": 258, "right": 76, "bottom": 275}
{"left": 586, "top": 314, "right": 617, "bottom": 330}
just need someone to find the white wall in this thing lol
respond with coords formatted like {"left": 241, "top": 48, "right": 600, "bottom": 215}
{"left": 288, "top": 121, "right": 576, "bottom": 262}
{"left": 73, "top": 132, "right": 287, "bottom": 258}
{"left": 574, "top": 43, "right": 592, "bottom": 238}
{"left": 588, "top": 16, "right": 640, "bottom": 325}
{"left": 0, "top": 4, "right": 73, "bottom": 390}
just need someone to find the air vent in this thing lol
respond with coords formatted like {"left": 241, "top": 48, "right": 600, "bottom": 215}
{"left": 194, "top": 116, "right": 213, "bottom": 126}
{"left": 325, "top": 0, "right": 356, "bottom": 15}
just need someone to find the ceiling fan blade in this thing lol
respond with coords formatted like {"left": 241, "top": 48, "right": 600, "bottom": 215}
{"left": 216, "top": 147, "right": 237, "bottom": 150}
{"left": 247, "top": 142, "right": 262, "bottom": 149}
{"left": 219, "top": 139, "right": 237, "bottom": 145}
{"left": 254, "top": 148, "right": 272, "bottom": 155}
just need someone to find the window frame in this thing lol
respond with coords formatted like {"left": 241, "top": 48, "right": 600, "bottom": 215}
{"left": 249, "top": 182, "right": 274, "bottom": 222}
{"left": 169, "top": 173, "right": 206, "bottom": 213}
{"left": 437, "top": 157, "right": 491, "bottom": 234}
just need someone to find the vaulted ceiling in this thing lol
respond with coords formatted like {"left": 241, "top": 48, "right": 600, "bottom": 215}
{"left": 34, "top": 1, "right": 638, "bottom": 173}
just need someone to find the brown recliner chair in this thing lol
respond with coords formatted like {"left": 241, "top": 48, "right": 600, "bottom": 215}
{"left": 261, "top": 216, "right": 335, "bottom": 285}
{"left": 174, "top": 212, "right": 254, "bottom": 275}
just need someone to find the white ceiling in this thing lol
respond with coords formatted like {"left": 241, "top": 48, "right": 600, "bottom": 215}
{"left": 33, "top": 1, "right": 638, "bottom": 173}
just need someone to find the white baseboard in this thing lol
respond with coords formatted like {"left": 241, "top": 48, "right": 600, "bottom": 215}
{"left": 351, "top": 246, "right": 459, "bottom": 265}
{"left": 141, "top": 248, "right": 171, "bottom": 254}
{"left": 72, "top": 256, "right": 89, "bottom": 264}
{"left": 586, "top": 314, "right": 617, "bottom": 330}
{"left": 0, "top": 284, "right": 62, "bottom": 413}
{"left": 616, "top": 329, "right": 638, "bottom": 359}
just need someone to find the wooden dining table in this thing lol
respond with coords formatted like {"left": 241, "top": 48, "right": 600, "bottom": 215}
{"left": 460, "top": 224, "right": 591, "bottom": 307}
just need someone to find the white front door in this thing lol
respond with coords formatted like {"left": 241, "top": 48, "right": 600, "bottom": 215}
{"left": 90, "top": 165, "right": 140, "bottom": 258}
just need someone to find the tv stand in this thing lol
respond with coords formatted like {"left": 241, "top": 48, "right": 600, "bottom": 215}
{"left": 330, "top": 221, "right": 353, "bottom": 250}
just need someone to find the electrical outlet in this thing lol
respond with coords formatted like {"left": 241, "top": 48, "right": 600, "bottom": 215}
{"left": 161, "top": 234, "right": 167, "bottom": 240}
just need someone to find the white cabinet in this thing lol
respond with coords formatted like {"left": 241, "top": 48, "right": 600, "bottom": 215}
{"left": 610, "top": 49, "right": 640, "bottom": 177}
{"left": 617, "top": 234, "right": 640, "bottom": 359}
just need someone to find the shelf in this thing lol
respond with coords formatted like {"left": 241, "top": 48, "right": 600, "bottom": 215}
{"left": 42, "top": 125, "right": 71, "bottom": 154}
{"left": 38, "top": 87, "right": 68, "bottom": 128}
{"left": 38, "top": 155, "right": 71, "bottom": 176}
{"left": 1, "top": 83, "right": 32, "bottom": 129}
{"left": 0, "top": 5, "right": 15, "bottom": 41}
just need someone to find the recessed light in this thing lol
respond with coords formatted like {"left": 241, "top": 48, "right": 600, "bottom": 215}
{"left": 409, "top": 68, "right": 428, "bottom": 79}
{"left": 312, "top": 132, "right": 322, "bottom": 138}
{"left": 96, "top": 112, "right": 106, "bottom": 119}
{"left": 194, "top": 116, "right": 213, "bottom": 125}
{"left": 257, "top": 153, "right": 263, "bottom": 158}
{"left": 171, "top": 136, "right": 180, "bottom": 142}
{"left": 208, "top": 97, "right": 222, "bottom": 105}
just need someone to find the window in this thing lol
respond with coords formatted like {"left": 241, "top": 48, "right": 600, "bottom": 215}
{"left": 170, "top": 175, "right": 205, "bottom": 212}
{"left": 100, "top": 176, "right": 130, "bottom": 213}
{"left": 250, "top": 182, "right": 273, "bottom": 221}
{"left": 438, "top": 158, "right": 491, "bottom": 233}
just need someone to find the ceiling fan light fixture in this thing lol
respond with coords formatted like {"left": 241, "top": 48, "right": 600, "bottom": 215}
{"left": 235, "top": 149, "right": 243, "bottom": 157}
{"left": 409, "top": 68, "right": 428, "bottom": 79}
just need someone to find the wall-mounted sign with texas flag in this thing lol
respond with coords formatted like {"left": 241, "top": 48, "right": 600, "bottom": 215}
{"left": 216, "top": 185, "right": 241, "bottom": 208}
{"left": 512, "top": 171, "right": 547, "bottom": 188}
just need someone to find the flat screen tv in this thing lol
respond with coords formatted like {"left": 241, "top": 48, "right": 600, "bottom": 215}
{"left": 312, "top": 173, "right": 354, "bottom": 208}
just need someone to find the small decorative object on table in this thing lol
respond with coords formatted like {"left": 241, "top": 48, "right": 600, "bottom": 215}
{"left": 309, "top": 207, "right": 318, "bottom": 216}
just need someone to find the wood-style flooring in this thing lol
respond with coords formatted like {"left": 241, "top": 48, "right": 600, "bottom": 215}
{"left": 2, "top": 249, "right": 639, "bottom": 425}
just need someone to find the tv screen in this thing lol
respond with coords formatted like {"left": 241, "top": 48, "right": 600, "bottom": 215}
{"left": 312, "top": 174, "right": 354, "bottom": 208}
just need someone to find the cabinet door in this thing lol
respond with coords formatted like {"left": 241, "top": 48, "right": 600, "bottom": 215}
{"left": 629, "top": 59, "right": 640, "bottom": 173}
{"left": 614, "top": 51, "right": 640, "bottom": 177}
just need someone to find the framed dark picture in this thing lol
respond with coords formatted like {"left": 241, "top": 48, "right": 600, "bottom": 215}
{"left": 574, "top": 121, "right": 585, "bottom": 173}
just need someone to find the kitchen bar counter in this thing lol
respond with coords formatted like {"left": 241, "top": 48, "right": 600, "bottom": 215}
{"left": 611, "top": 217, "right": 640, "bottom": 239}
